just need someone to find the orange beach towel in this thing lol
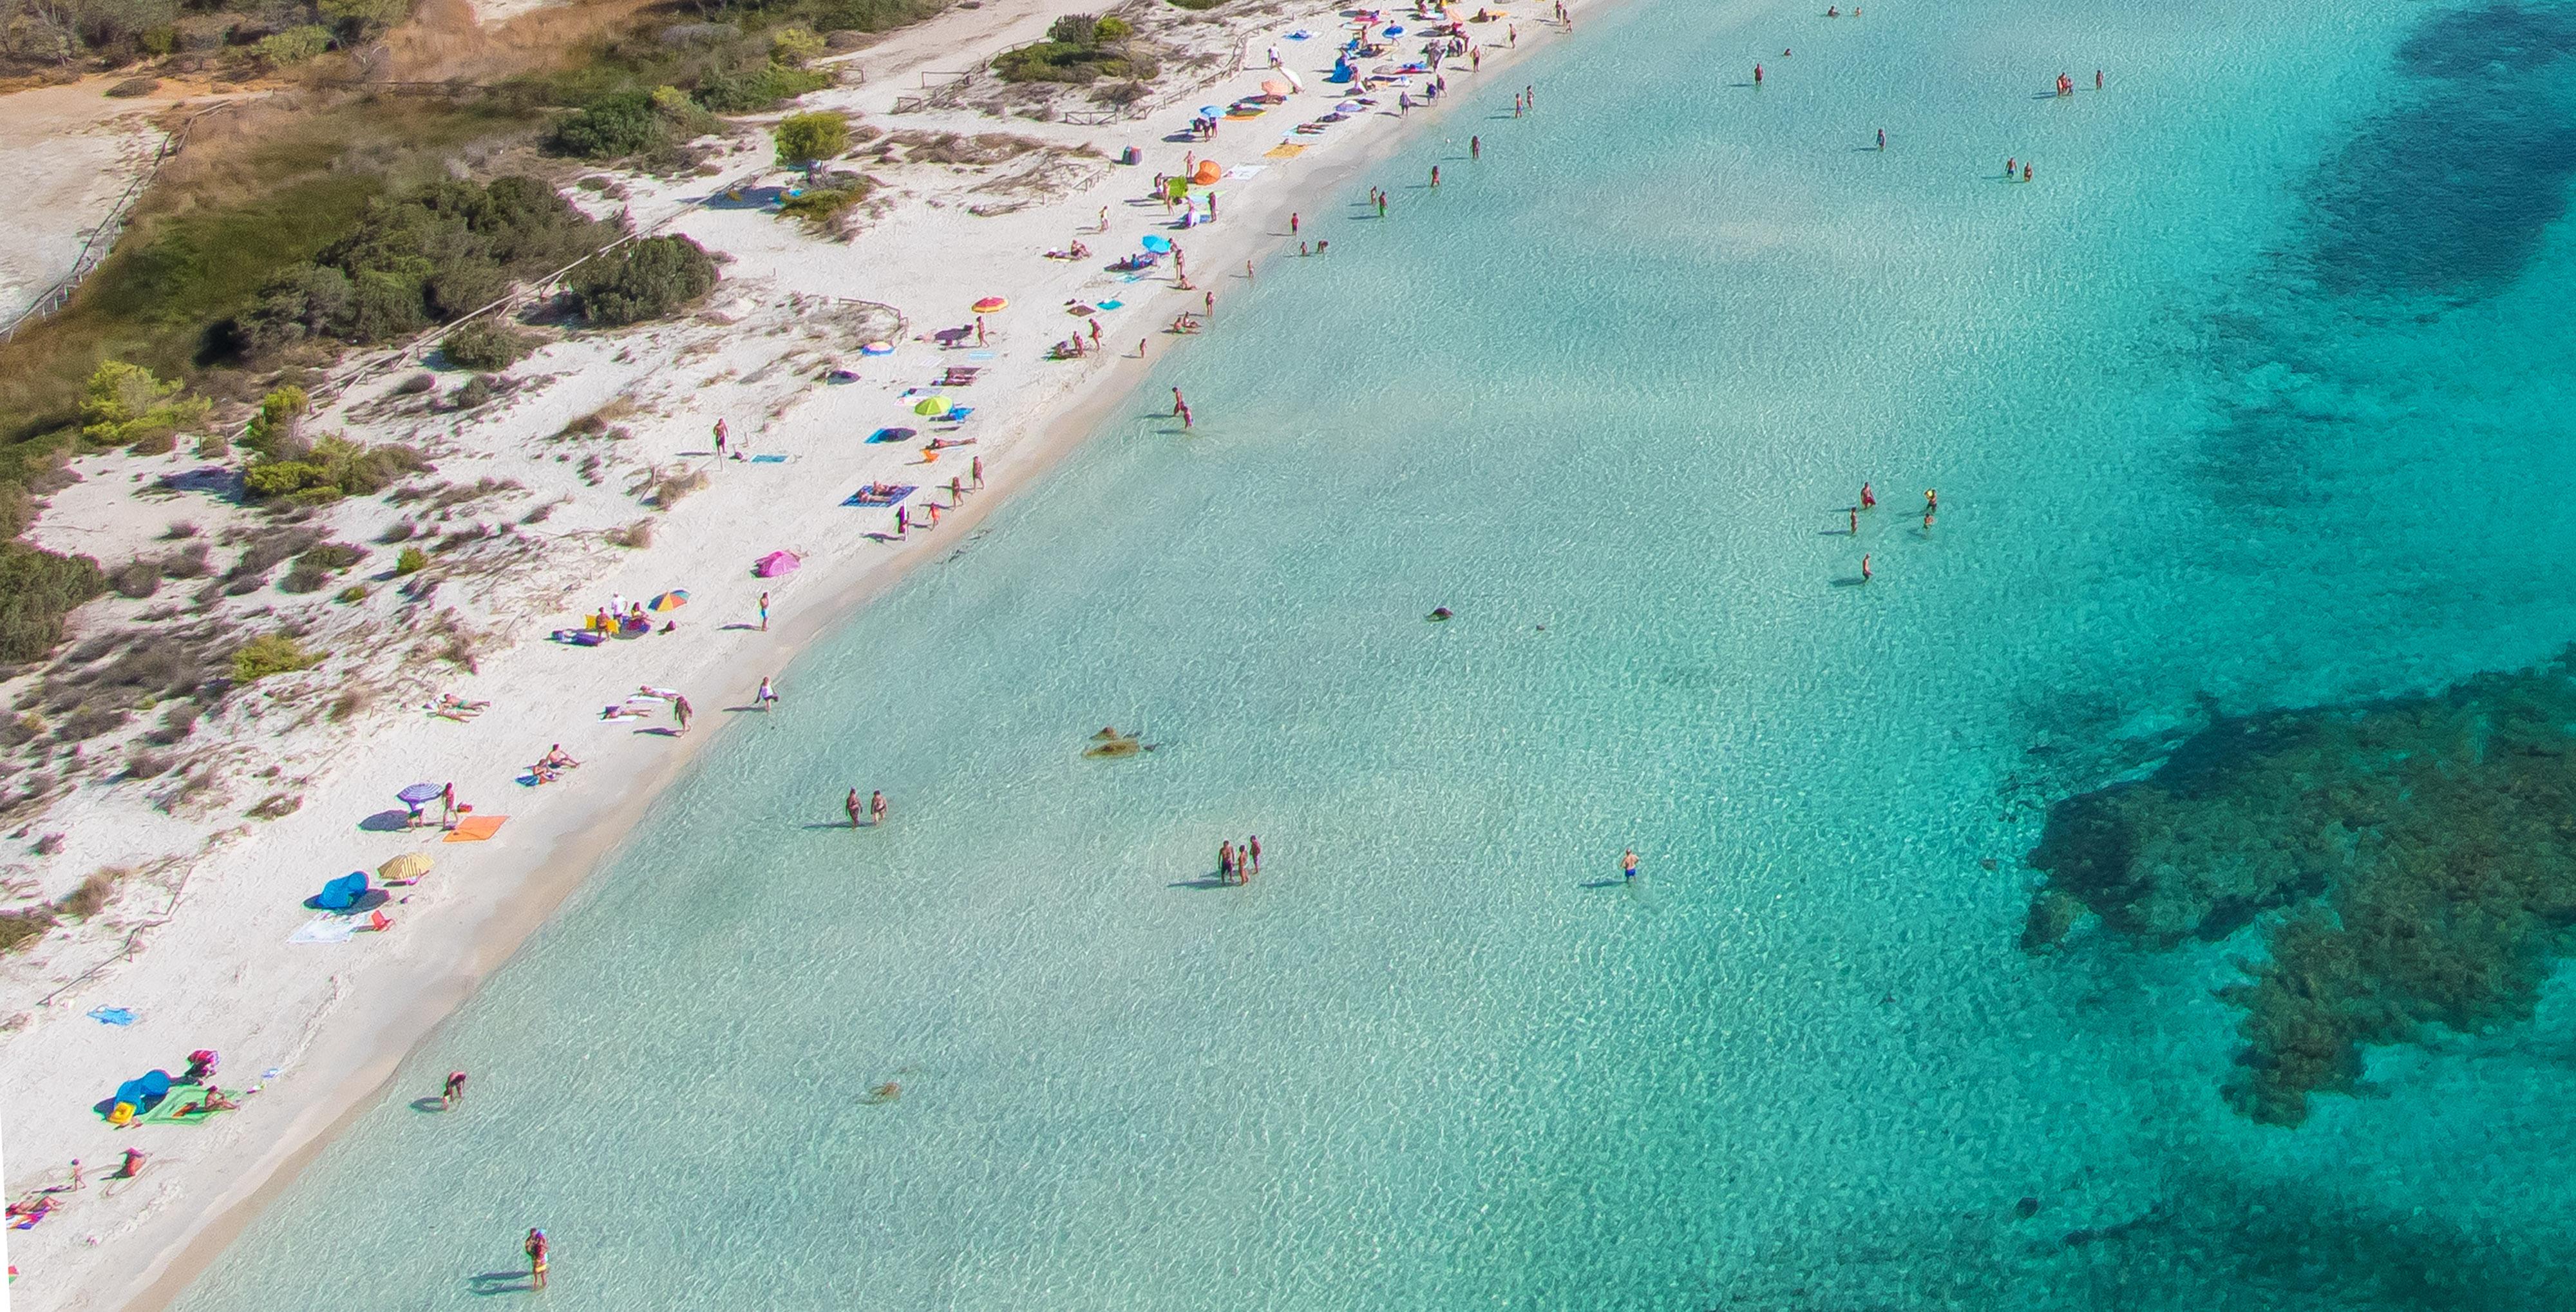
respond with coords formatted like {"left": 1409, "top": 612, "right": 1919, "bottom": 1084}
{"left": 442, "top": 815, "right": 507, "bottom": 842}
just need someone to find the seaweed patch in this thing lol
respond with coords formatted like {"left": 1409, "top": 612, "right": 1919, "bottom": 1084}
{"left": 2023, "top": 652, "right": 2576, "bottom": 1125}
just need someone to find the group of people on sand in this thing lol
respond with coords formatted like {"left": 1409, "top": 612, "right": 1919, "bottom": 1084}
{"left": 1218, "top": 835, "right": 1264, "bottom": 884}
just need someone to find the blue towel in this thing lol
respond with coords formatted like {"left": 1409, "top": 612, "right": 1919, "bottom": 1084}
{"left": 1097, "top": 299, "right": 1124, "bottom": 310}
{"left": 866, "top": 427, "right": 916, "bottom": 444}
{"left": 750, "top": 454, "right": 788, "bottom": 464}
{"left": 89, "top": 1007, "right": 137, "bottom": 1026}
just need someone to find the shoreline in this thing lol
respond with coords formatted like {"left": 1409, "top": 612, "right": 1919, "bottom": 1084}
{"left": 0, "top": 5, "right": 1601, "bottom": 1307}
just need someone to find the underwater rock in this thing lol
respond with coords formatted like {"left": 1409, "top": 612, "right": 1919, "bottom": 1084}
{"left": 2022, "top": 654, "right": 2576, "bottom": 1125}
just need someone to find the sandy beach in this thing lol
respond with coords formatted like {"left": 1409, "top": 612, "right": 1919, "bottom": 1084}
{"left": 0, "top": 1, "right": 1581, "bottom": 1306}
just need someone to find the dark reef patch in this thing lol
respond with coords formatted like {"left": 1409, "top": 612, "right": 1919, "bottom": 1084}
{"left": 2023, "top": 652, "right": 2576, "bottom": 1126}
{"left": 2308, "top": 3, "right": 2576, "bottom": 301}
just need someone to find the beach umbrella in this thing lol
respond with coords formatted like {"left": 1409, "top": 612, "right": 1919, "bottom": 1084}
{"left": 860, "top": 340, "right": 895, "bottom": 356}
{"left": 971, "top": 296, "right": 1008, "bottom": 313}
{"left": 396, "top": 783, "right": 443, "bottom": 806}
{"left": 1141, "top": 234, "right": 1173, "bottom": 253}
{"left": 1198, "top": 104, "right": 1222, "bottom": 117}
{"left": 913, "top": 395, "right": 953, "bottom": 416}
{"left": 646, "top": 589, "right": 689, "bottom": 613}
{"left": 378, "top": 853, "right": 432, "bottom": 882}
{"left": 1337, "top": 100, "right": 1364, "bottom": 113}
{"left": 1261, "top": 78, "right": 1294, "bottom": 96}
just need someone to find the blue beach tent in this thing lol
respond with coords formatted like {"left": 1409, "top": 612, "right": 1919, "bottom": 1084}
{"left": 312, "top": 871, "right": 370, "bottom": 911}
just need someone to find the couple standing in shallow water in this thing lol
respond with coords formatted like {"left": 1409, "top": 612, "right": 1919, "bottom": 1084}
{"left": 845, "top": 789, "right": 888, "bottom": 828}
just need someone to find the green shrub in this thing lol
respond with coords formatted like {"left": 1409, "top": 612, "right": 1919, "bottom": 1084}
{"left": 394, "top": 546, "right": 429, "bottom": 575}
{"left": 243, "top": 385, "right": 310, "bottom": 461}
{"left": 0, "top": 544, "right": 106, "bottom": 663}
{"left": 255, "top": 24, "right": 334, "bottom": 64}
{"left": 80, "top": 361, "right": 210, "bottom": 450}
{"left": 336, "top": 584, "right": 370, "bottom": 603}
{"left": 770, "top": 24, "right": 826, "bottom": 64}
{"left": 238, "top": 176, "right": 611, "bottom": 355}
{"left": 814, "top": 0, "right": 945, "bottom": 32}
{"left": 245, "top": 461, "right": 330, "bottom": 500}
{"left": 775, "top": 110, "right": 850, "bottom": 165}
{"left": 994, "top": 18, "right": 1150, "bottom": 84}
{"left": 570, "top": 236, "right": 718, "bottom": 326}
{"left": 695, "top": 63, "right": 830, "bottom": 112}
{"left": 441, "top": 318, "right": 536, "bottom": 370}
{"left": 231, "top": 632, "right": 319, "bottom": 683}
{"left": 0, "top": 908, "right": 57, "bottom": 954}
{"left": 550, "top": 91, "right": 666, "bottom": 159}
{"left": 778, "top": 185, "right": 862, "bottom": 227}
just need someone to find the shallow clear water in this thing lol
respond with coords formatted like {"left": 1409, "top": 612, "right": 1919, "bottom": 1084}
{"left": 175, "top": 0, "right": 2576, "bottom": 1306}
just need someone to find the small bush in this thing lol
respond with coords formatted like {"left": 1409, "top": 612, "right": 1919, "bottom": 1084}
{"left": 775, "top": 110, "right": 851, "bottom": 165}
{"left": 779, "top": 185, "right": 864, "bottom": 228}
{"left": 56, "top": 868, "right": 124, "bottom": 919}
{"left": 328, "top": 686, "right": 371, "bottom": 720}
{"left": 0, "top": 546, "right": 108, "bottom": 663}
{"left": 242, "top": 386, "right": 310, "bottom": 461}
{"left": 550, "top": 91, "right": 667, "bottom": 160}
{"left": 337, "top": 584, "right": 370, "bottom": 604}
{"left": 162, "top": 521, "right": 200, "bottom": 540}
{"left": 604, "top": 519, "right": 654, "bottom": 548}
{"left": 395, "top": 546, "right": 430, "bottom": 575}
{"left": 571, "top": 236, "right": 719, "bottom": 327}
{"left": 159, "top": 543, "right": 212, "bottom": 579}
{"left": 142, "top": 702, "right": 200, "bottom": 745}
{"left": 232, "top": 633, "right": 320, "bottom": 683}
{"left": 126, "top": 750, "right": 175, "bottom": 780}
{"left": 32, "top": 833, "right": 64, "bottom": 855}
{"left": 247, "top": 793, "right": 302, "bottom": 820}
{"left": 255, "top": 24, "right": 334, "bottom": 64}
{"left": 695, "top": 63, "right": 831, "bottom": 113}
{"left": 111, "top": 560, "right": 162, "bottom": 599}
{"left": 397, "top": 373, "right": 436, "bottom": 395}
{"left": 0, "top": 908, "right": 55, "bottom": 955}
{"left": 55, "top": 703, "right": 129, "bottom": 742}
{"left": 81, "top": 361, "right": 209, "bottom": 451}
{"left": 441, "top": 319, "right": 536, "bottom": 370}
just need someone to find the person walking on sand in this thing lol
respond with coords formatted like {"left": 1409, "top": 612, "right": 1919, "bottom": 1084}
{"left": 1622, "top": 849, "right": 1639, "bottom": 882}
{"left": 444, "top": 1070, "right": 468, "bottom": 1108}
{"left": 871, "top": 790, "right": 888, "bottom": 826}
{"left": 758, "top": 591, "right": 770, "bottom": 632}
{"left": 972, "top": 455, "right": 985, "bottom": 489}
{"left": 526, "top": 1229, "right": 549, "bottom": 1290}
{"left": 975, "top": 316, "right": 987, "bottom": 347}
{"left": 673, "top": 694, "right": 692, "bottom": 736}
{"left": 1099, "top": 205, "right": 1109, "bottom": 231}
{"left": 1139, "top": 338, "right": 1150, "bottom": 358}
{"left": 713, "top": 418, "right": 728, "bottom": 459}
{"left": 440, "top": 781, "right": 457, "bottom": 829}
{"left": 755, "top": 676, "right": 779, "bottom": 711}
{"left": 894, "top": 505, "right": 908, "bottom": 538}
{"left": 69, "top": 1159, "right": 82, "bottom": 1191}
{"left": 1290, "top": 211, "right": 1300, "bottom": 235}
{"left": 846, "top": 789, "right": 862, "bottom": 829}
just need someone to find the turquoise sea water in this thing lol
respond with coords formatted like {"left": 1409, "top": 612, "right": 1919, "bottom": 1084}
{"left": 173, "top": 0, "right": 2576, "bottom": 1306}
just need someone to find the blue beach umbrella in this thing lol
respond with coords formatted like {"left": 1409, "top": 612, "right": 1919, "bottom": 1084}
{"left": 397, "top": 783, "right": 442, "bottom": 805}
{"left": 1141, "top": 234, "right": 1173, "bottom": 253}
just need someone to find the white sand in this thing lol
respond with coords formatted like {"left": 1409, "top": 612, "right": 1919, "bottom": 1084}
{"left": 0, "top": 79, "right": 247, "bottom": 325}
{"left": 0, "top": 3, "right": 1577, "bottom": 1307}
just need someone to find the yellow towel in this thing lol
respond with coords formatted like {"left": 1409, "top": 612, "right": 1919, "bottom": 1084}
{"left": 1264, "top": 144, "right": 1307, "bottom": 158}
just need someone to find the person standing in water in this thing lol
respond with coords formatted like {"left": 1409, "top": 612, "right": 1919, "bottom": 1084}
{"left": 755, "top": 676, "right": 779, "bottom": 711}
{"left": 1877, "top": 128, "right": 1885, "bottom": 150}
{"left": 1754, "top": 62, "right": 1763, "bottom": 84}
{"left": 1471, "top": 135, "right": 1482, "bottom": 160}
{"left": 1248, "top": 835, "right": 1262, "bottom": 876}
{"left": 871, "top": 790, "right": 889, "bottom": 826}
{"left": 1430, "top": 164, "right": 1441, "bottom": 188}
{"left": 1861, "top": 553, "right": 1873, "bottom": 582}
{"left": 1861, "top": 482, "right": 1875, "bottom": 509}
{"left": 971, "top": 455, "right": 985, "bottom": 489}
{"left": 525, "top": 1229, "right": 549, "bottom": 1290}
{"left": 1219, "top": 839, "right": 1237, "bottom": 884}
{"left": 443, "top": 1070, "right": 468, "bottom": 1108}
{"left": 1622, "top": 850, "right": 1640, "bottom": 882}
{"left": 846, "top": 789, "right": 863, "bottom": 829}
{"left": 1924, "top": 488, "right": 1938, "bottom": 514}
{"left": 1850, "top": 508, "right": 1859, "bottom": 535}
